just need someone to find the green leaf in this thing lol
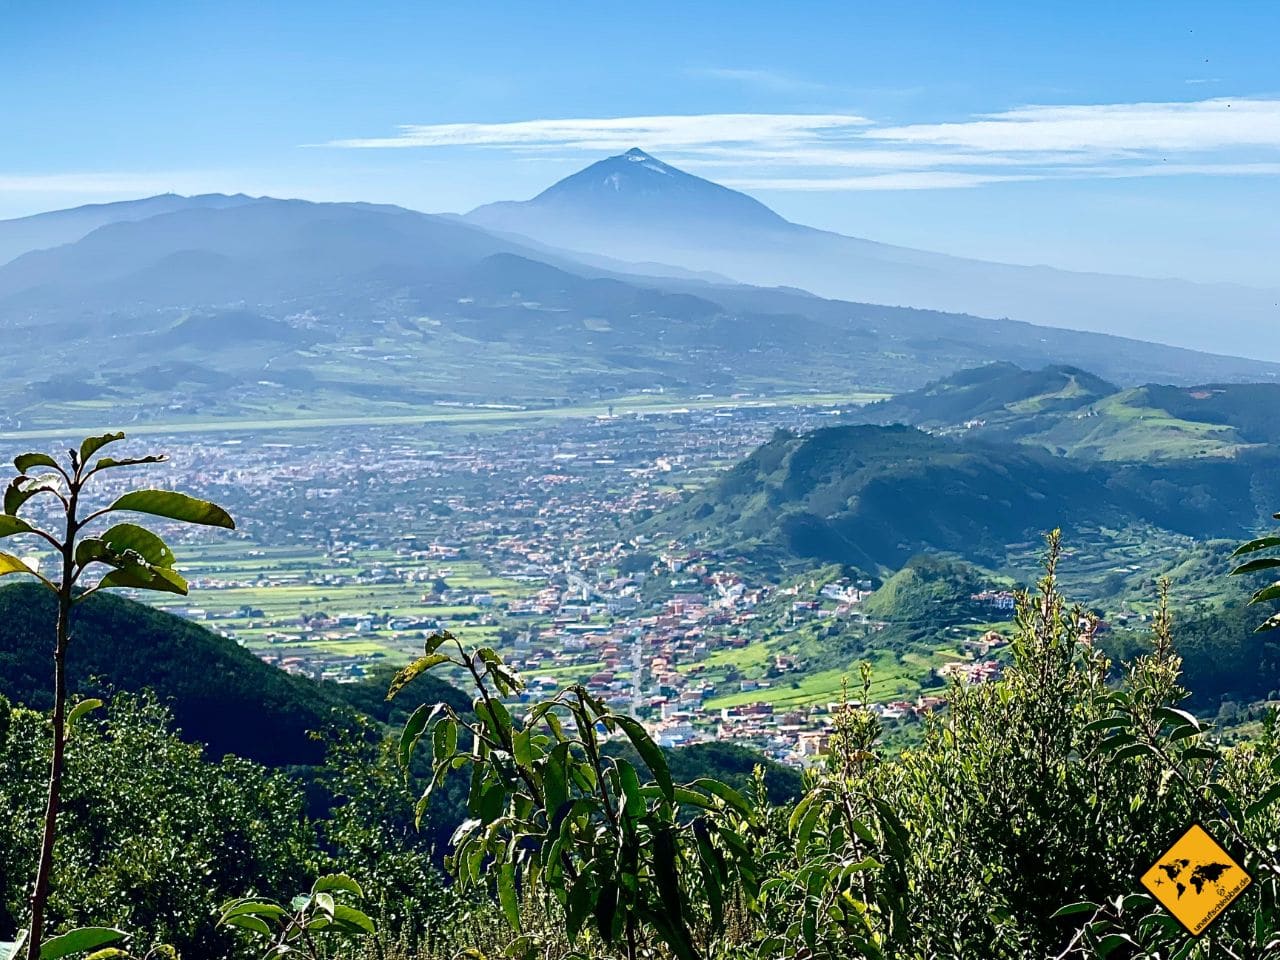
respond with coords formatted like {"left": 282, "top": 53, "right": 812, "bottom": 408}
{"left": 79, "top": 433, "right": 125, "bottom": 464}
{"left": 312, "top": 873, "right": 364, "bottom": 898}
{"left": 1051, "top": 900, "right": 1099, "bottom": 918}
{"left": 1097, "top": 732, "right": 1139, "bottom": 753}
{"left": 84, "top": 950, "right": 129, "bottom": 960}
{"left": 386, "top": 653, "right": 450, "bottom": 700}
{"left": 693, "top": 778, "right": 754, "bottom": 820}
{"left": 672, "top": 786, "right": 715, "bottom": 810}
{"left": 795, "top": 803, "right": 821, "bottom": 853}
{"left": 512, "top": 728, "right": 534, "bottom": 767}
{"left": 594, "top": 880, "right": 620, "bottom": 944}
{"left": 433, "top": 717, "right": 459, "bottom": 767}
{"left": 107, "top": 489, "right": 234, "bottom": 529}
{"left": 692, "top": 819, "right": 725, "bottom": 931}
{"left": 1081, "top": 715, "right": 1132, "bottom": 734}
{"left": 498, "top": 862, "right": 521, "bottom": 931}
{"left": 398, "top": 702, "right": 443, "bottom": 768}
{"left": 565, "top": 880, "right": 592, "bottom": 942}
{"left": 1181, "top": 745, "right": 1220, "bottom": 762}
{"left": 4, "top": 477, "right": 56, "bottom": 516}
{"left": 424, "top": 629, "right": 456, "bottom": 656}
{"left": 313, "top": 891, "right": 336, "bottom": 918}
{"left": 616, "top": 757, "right": 645, "bottom": 818}
{"left": 66, "top": 698, "right": 104, "bottom": 738}
{"left": 1111, "top": 742, "right": 1158, "bottom": 763}
{"left": 220, "top": 900, "right": 287, "bottom": 921}
{"left": 1251, "top": 582, "right": 1280, "bottom": 605}
{"left": 96, "top": 565, "right": 188, "bottom": 596}
{"left": 40, "top": 928, "right": 125, "bottom": 960}
{"left": 652, "top": 826, "right": 685, "bottom": 923}
{"left": 502, "top": 935, "right": 539, "bottom": 960}
{"left": 0, "top": 516, "right": 36, "bottom": 539}
{"left": 1246, "top": 780, "right": 1280, "bottom": 818}
{"left": 544, "top": 743, "right": 570, "bottom": 816}
{"left": 92, "top": 455, "right": 167, "bottom": 473}
{"left": 787, "top": 791, "right": 817, "bottom": 834}
{"left": 475, "top": 698, "right": 513, "bottom": 742}
{"left": 332, "top": 904, "right": 375, "bottom": 935}
{"left": 611, "top": 715, "right": 673, "bottom": 801}
{"left": 222, "top": 914, "right": 273, "bottom": 936}
{"left": 0, "top": 551, "right": 38, "bottom": 581}
{"left": 14, "top": 452, "right": 59, "bottom": 475}
{"left": 76, "top": 535, "right": 189, "bottom": 593}
{"left": 1153, "top": 707, "right": 1201, "bottom": 732}
{"left": 1232, "top": 557, "right": 1280, "bottom": 576}
{"left": 99, "top": 524, "right": 175, "bottom": 566}
{"left": 1233, "top": 535, "right": 1280, "bottom": 558}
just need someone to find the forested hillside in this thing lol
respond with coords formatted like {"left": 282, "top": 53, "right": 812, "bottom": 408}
{"left": 0, "top": 584, "right": 342, "bottom": 765}
{"left": 653, "top": 422, "right": 1280, "bottom": 574}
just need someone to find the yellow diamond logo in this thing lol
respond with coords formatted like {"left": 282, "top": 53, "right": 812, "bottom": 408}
{"left": 1140, "top": 823, "right": 1251, "bottom": 936}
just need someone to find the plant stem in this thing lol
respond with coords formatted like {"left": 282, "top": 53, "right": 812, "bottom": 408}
{"left": 25, "top": 480, "right": 77, "bottom": 960}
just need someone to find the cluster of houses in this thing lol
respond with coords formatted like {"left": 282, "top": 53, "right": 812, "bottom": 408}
{"left": 142, "top": 404, "right": 1024, "bottom": 765}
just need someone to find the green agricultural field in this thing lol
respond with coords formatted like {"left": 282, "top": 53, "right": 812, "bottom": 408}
{"left": 143, "top": 539, "right": 537, "bottom": 668}
{"left": 703, "top": 647, "right": 928, "bottom": 710}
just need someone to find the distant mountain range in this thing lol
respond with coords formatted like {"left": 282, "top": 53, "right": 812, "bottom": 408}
{"left": 0, "top": 193, "right": 258, "bottom": 267}
{"left": 1, "top": 157, "right": 1278, "bottom": 429}
{"left": 467, "top": 149, "right": 1280, "bottom": 362}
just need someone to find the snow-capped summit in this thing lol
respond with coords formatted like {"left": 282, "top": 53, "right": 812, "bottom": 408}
{"left": 466, "top": 147, "right": 794, "bottom": 242}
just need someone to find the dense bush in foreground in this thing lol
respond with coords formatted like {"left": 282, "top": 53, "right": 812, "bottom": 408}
{"left": 4, "top": 531, "right": 1280, "bottom": 957}
{"left": 385, "top": 535, "right": 1280, "bottom": 959}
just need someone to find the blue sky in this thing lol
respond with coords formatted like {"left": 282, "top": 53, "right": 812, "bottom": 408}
{"left": 2, "top": 0, "right": 1278, "bottom": 285}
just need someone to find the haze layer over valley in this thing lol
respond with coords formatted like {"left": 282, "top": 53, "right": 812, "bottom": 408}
{"left": 0, "top": 152, "right": 1276, "bottom": 435}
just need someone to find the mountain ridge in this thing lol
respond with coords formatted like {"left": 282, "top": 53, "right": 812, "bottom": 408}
{"left": 463, "top": 149, "right": 1280, "bottom": 361}
{"left": 1, "top": 192, "right": 1278, "bottom": 431}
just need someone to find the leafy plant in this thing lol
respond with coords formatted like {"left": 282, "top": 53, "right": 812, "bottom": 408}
{"left": 388, "top": 631, "right": 757, "bottom": 960}
{"left": 219, "top": 874, "right": 375, "bottom": 959}
{"left": 744, "top": 669, "right": 912, "bottom": 960}
{"left": 0, "top": 433, "right": 233, "bottom": 960}
{"left": 0, "top": 926, "right": 175, "bottom": 960}
{"left": 1232, "top": 510, "right": 1280, "bottom": 631}
{"left": 1058, "top": 553, "right": 1280, "bottom": 958}
{"left": 0, "top": 692, "right": 321, "bottom": 954}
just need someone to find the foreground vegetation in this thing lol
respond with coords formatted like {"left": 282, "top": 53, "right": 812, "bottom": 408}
{"left": 4, "top": 436, "right": 1280, "bottom": 958}
{"left": 3, "top": 539, "right": 1280, "bottom": 958}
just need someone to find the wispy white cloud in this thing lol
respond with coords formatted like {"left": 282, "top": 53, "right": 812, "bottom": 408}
{"left": 322, "top": 98, "right": 1280, "bottom": 191}
{"left": 722, "top": 171, "right": 1042, "bottom": 191}
{"left": 324, "top": 114, "right": 872, "bottom": 151}
{"left": 865, "top": 98, "right": 1280, "bottom": 153}
{"left": 725, "top": 162, "right": 1280, "bottom": 193}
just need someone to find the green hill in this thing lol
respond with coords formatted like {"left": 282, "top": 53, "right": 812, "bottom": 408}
{"left": 861, "top": 555, "right": 1006, "bottom": 625}
{"left": 0, "top": 583, "right": 346, "bottom": 765}
{"left": 0, "top": 584, "right": 460, "bottom": 766}
{"left": 654, "top": 423, "right": 1280, "bottom": 574}
{"left": 860, "top": 362, "right": 1280, "bottom": 462}
{"left": 863, "top": 362, "right": 1116, "bottom": 437}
